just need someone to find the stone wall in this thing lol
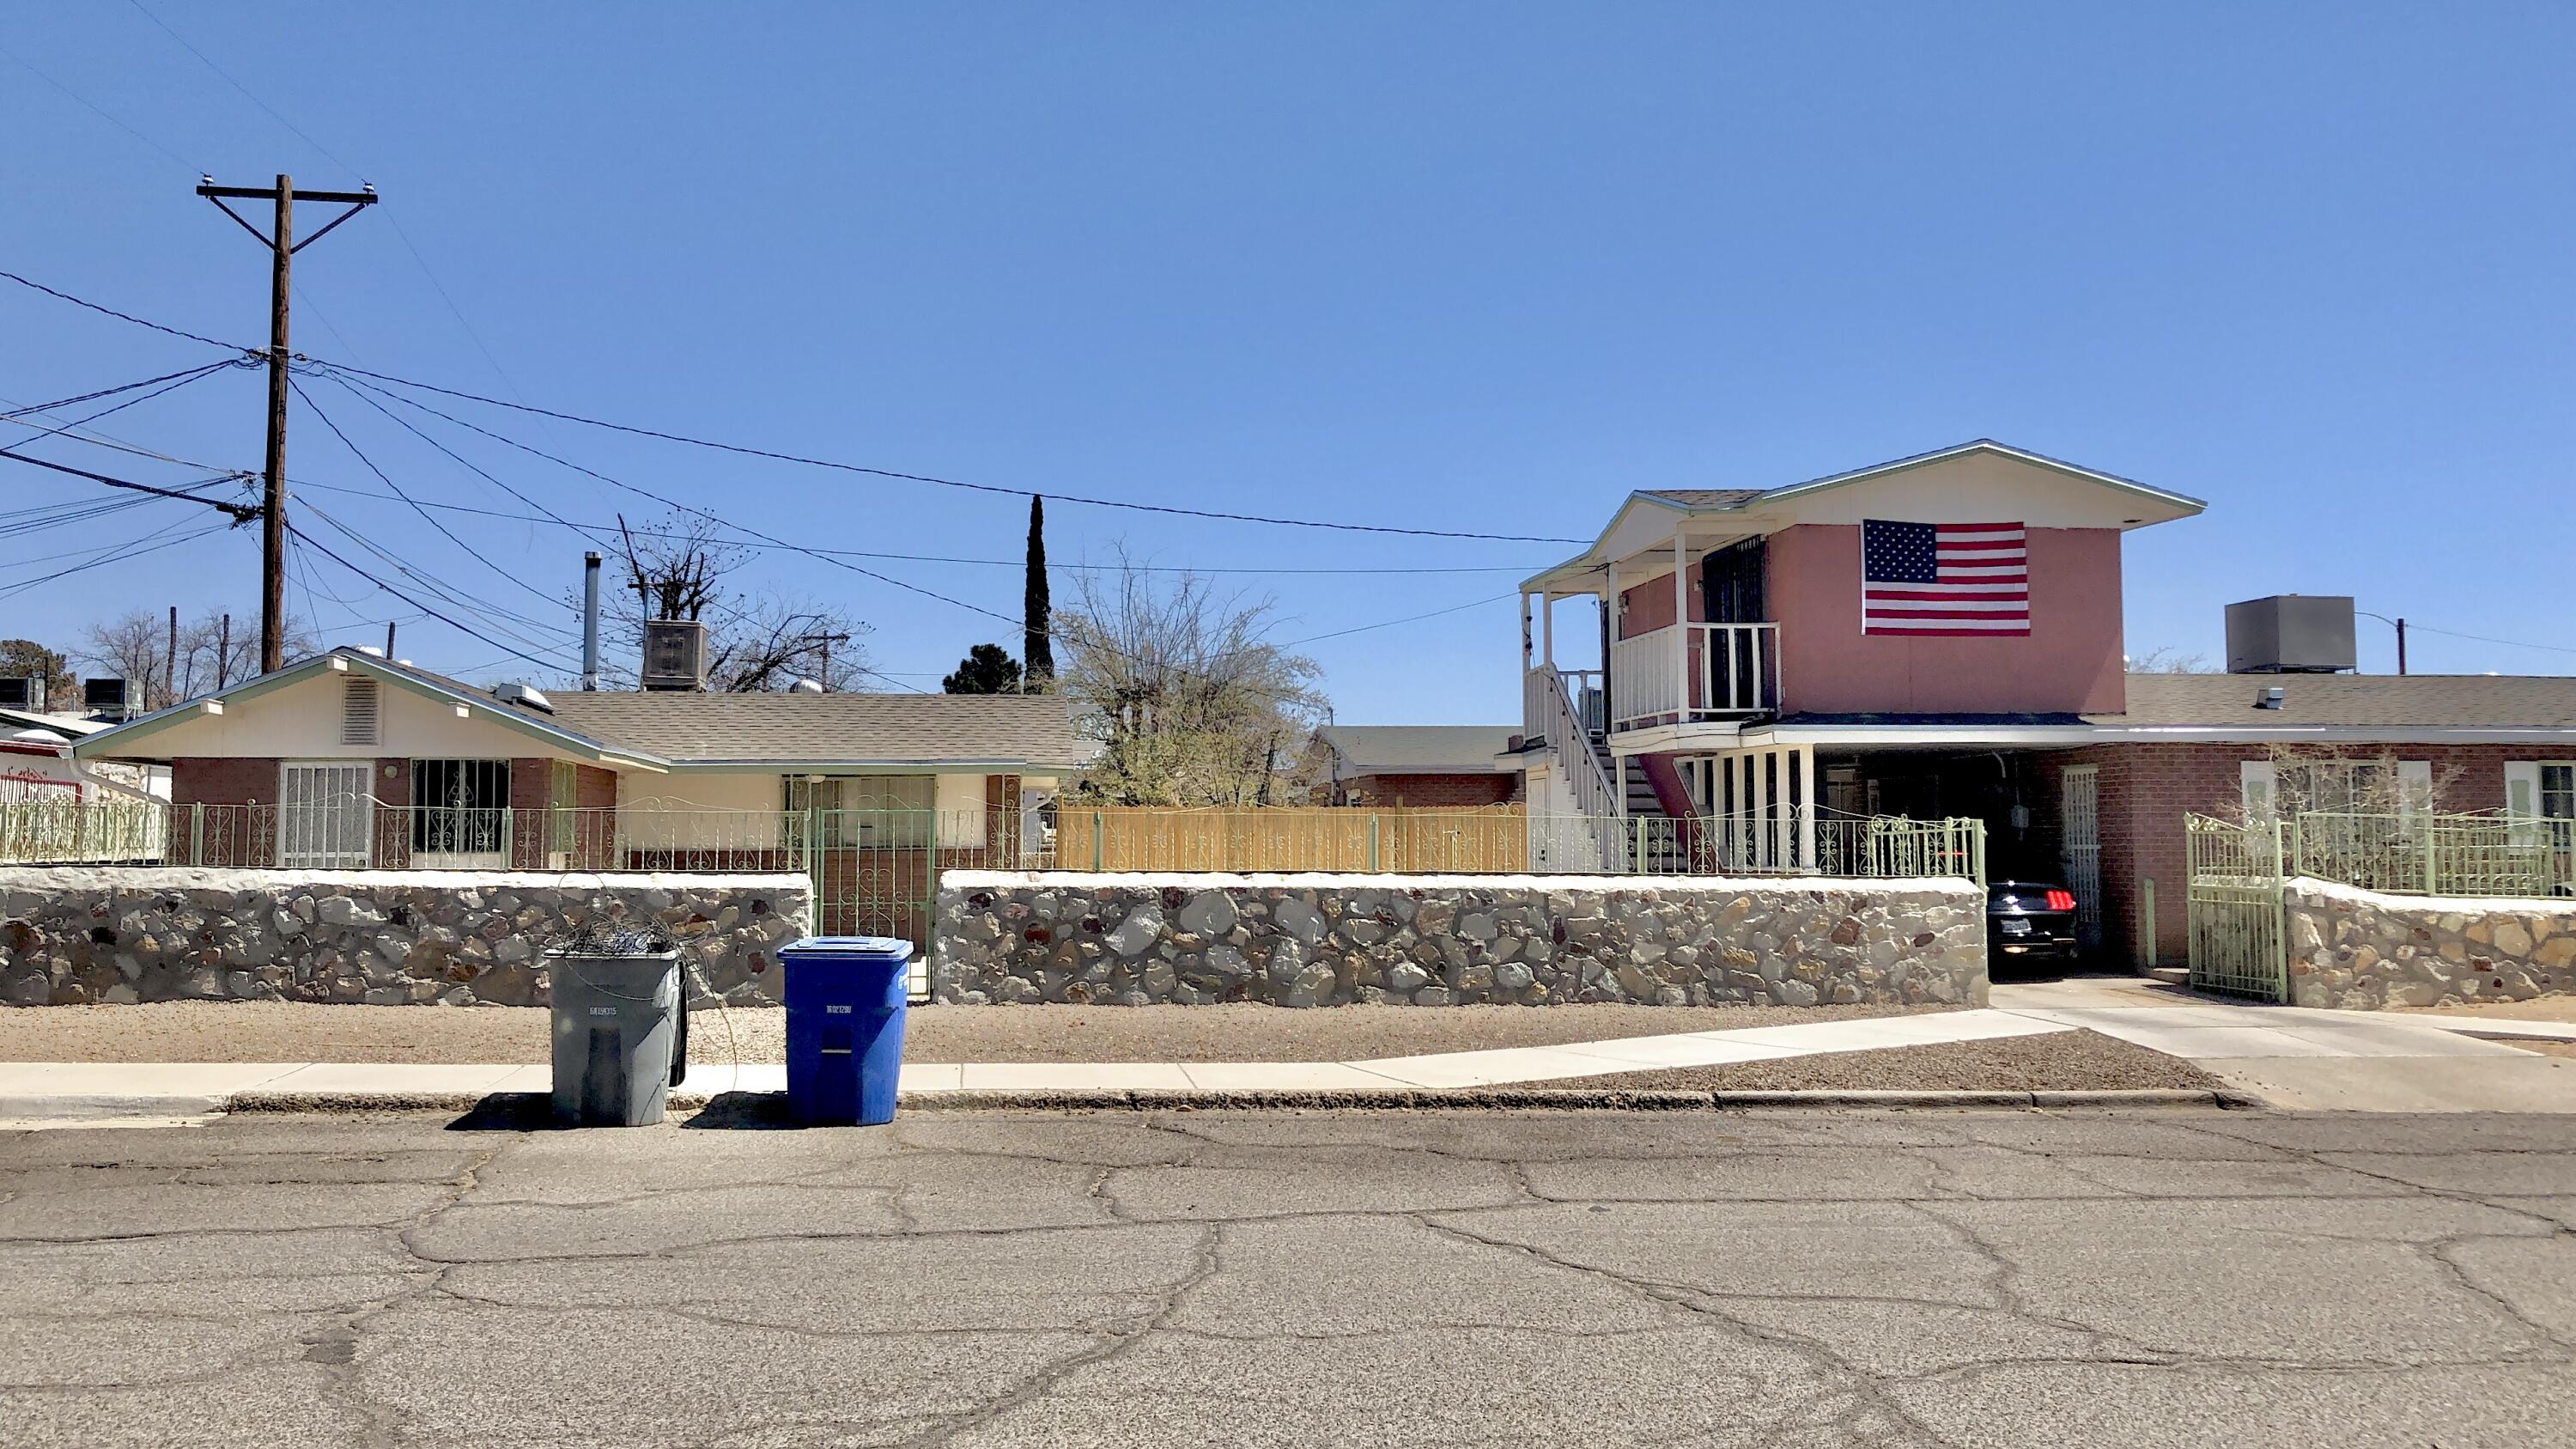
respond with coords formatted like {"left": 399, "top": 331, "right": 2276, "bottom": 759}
{"left": 2285, "top": 876, "right": 2576, "bottom": 1009}
{"left": 0, "top": 868, "right": 808, "bottom": 1008}
{"left": 934, "top": 871, "right": 1986, "bottom": 1007}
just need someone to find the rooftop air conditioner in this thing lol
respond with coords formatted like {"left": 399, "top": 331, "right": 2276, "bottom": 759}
{"left": 641, "top": 619, "right": 708, "bottom": 692}
{"left": 82, "top": 677, "right": 130, "bottom": 720}
{"left": 0, "top": 677, "right": 43, "bottom": 711}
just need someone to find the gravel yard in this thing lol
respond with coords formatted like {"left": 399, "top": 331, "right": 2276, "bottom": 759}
{"left": 1518, "top": 1028, "right": 2227, "bottom": 1093}
{"left": 0, "top": 999, "right": 1956, "bottom": 1065}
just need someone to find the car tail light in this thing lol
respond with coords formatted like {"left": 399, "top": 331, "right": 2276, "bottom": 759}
{"left": 2044, "top": 889, "right": 2075, "bottom": 912}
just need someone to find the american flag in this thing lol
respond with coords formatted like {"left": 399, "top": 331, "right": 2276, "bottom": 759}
{"left": 1861, "top": 520, "right": 2030, "bottom": 636}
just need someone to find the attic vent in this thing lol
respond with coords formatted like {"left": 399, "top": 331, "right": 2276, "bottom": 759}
{"left": 341, "top": 677, "right": 380, "bottom": 746}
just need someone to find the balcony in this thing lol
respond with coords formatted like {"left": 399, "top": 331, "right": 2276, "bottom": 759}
{"left": 1607, "top": 622, "right": 1780, "bottom": 734}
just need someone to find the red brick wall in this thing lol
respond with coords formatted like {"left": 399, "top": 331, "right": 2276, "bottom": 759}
{"left": 1336, "top": 773, "right": 1522, "bottom": 807}
{"left": 2038, "top": 742, "right": 2526, "bottom": 966}
{"left": 169, "top": 757, "right": 279, "bottom": 865}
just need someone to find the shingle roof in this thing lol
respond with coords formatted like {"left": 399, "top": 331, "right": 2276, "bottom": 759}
{"left": 1319, "top": 724, "right": 1517, "bottom": 774}
{"left": 532, "top": 690, "right": 1097, "bottom": 768}
{"left": 2095, "top": 673, "right": 2576, "bottom": 728}
{"left": 1638, "top": 488, "right": 1769, "bottom": 509}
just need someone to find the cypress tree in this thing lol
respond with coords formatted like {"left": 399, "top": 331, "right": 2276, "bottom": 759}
{"left": 1023, "top": 495, "right": 1054, "bottom": 688}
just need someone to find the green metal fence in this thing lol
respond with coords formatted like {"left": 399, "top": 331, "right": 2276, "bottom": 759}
{"left": 2284, "top": 811, "right": 2573, "bottom": 898}
{"left": 2184, "top": 813, "right": 2288, "bottom": 1001}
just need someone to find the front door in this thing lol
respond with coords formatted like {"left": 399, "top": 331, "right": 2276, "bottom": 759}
{"left": 412, "top": 759, "right": 512, "bottom": 868}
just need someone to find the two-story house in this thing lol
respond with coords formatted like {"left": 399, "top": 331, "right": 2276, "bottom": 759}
{"left": 1513, "top": 440, "right": 2576, "bottom": 966}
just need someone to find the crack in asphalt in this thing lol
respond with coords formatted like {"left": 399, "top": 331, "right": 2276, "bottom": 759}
{"left": 5, "top": 1109, "right": 2574, "bottom": 1446}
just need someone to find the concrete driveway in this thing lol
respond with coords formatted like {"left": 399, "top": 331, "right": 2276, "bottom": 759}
{"left": 3, "top": 1108, "right": 2572, "bottom": 1447}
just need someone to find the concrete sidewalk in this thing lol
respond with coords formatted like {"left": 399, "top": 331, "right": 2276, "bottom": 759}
{"left": 8, "top": 990, "right": 2568, "bottom": 1120}
{"left": 1990, "top": 977, "right": 2576, "bottom": 1111}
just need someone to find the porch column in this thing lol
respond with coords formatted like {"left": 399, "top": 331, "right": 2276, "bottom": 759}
{"left": 1540, "top": 591, "right": 1554, "bottom": 670}
{"left": 1792, "top": 745, "right": 1814, "bottom": 871}
{"left": 1674, "top": 528, "right": 1690, "bottom": 719}
{"left": 1605, "top": 557, "right": 1621, "bottom": 726}
{"left": 1750, "top": 747, "right": 1771, "bottom": 869}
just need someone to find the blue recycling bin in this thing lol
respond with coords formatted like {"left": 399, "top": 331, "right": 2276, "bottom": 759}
{"left": 780, "top": 936, "right": 914, "bottom": 1126}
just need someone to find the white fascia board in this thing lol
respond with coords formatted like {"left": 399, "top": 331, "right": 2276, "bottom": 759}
{"left": 1746, "top": 723, "right": 2576, "bottom": 749}
{"left": 1753, "top": 440, "right": 2206, "bottom": 522}
{"left": 660, "top": 758, "right": 1053, "bottom": 773}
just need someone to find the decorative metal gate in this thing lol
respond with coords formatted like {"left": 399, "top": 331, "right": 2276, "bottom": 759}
{"left": 2184, "top": 813, "right": 2287, "bottom": 1001}
{"left": 2058, "top": 764, "right": 2101, "bottom": 950}
{"left": 802, "top": 807, "right": 1030, "bottom": 999}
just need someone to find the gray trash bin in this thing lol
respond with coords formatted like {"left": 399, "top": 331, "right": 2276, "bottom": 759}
{"left": 546, "top": 947, "right": 683, "bottom": 1126}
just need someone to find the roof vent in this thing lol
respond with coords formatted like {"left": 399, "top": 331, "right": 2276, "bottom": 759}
{"left": 341, "top": 677, "right": 380, "bottom": 745}
{"left": 493, "top": 681, "right": 554, "bottom": 714}
{"left": 2254, "top": 685, "right": 2286, "bottom": 710}
{"left": 790, "top": 678, "right": 825, "bottom": 694}
{"left": 2226, "top": 594, "right": 2355, "bottom": 673}
{"left": 641, "top": 619, "right": 708, "bottom": 692}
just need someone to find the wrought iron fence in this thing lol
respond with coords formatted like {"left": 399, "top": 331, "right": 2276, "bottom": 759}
{"left": 0, "top": 798, "right": 1982, "bottom": 884}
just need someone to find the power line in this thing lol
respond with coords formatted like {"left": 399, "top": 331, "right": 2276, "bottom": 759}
{"left": 287, "top": 375, "right": 579, "bottom": 618}
{"left": 0, "top": 267, "right": 240, "bottom": 350}
{"left": 0, "top": 268, "right": 1588, "bottom": 544}
{"left": 2403, "top": 623, "right": 2576, "bottom": 660}
{"left": 0, "top": 360, "right": 243, "bottom": 421}
{"left": 0, "top": 39, "right": 197, "bottom": 172}
{"left": 313, "top": 361, "right": 1589, "bottom": 543}
{"left": 4, "top": 357, "right": 250, "bottom": 453}
{"left": 122, "top": 1, "right": 361, "bottom": 173}
{"left": 0, "top": 447, "right": 258, "bottom": 519}
{"left": 285, "top": 521, "right": 583, "bottom": 673}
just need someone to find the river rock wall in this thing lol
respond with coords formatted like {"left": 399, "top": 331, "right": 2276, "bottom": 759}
{"left": 0, "top": 868, "right": 809, "bottom": 1008}
{"left": 934, "top": 871, "right": 1986, "bottom": 1008}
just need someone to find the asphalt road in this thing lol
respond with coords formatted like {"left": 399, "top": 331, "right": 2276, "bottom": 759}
{"left": 3, "top": 1107, "right": 2573, "bottom": 1448}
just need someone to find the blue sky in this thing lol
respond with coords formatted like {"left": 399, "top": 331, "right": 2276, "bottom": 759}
{"left": 3, "top": 3, "right": 2570, "bottom": 717}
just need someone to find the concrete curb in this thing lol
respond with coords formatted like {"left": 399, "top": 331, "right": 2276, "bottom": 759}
{"left": 0, "top": 1093, "right": 229, "bottom": 1121}
{"left": 209, "top": 1085, "right": 2261, "bottom": 1117}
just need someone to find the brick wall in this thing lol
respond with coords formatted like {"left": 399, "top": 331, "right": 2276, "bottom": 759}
{"left": 2039, "top": 741, "right": 2528, "bottom": 966}
{"left": 168, "top": 757, "right": 281, "bottom": 866}
{"left": 1335, "top": 773, "right": 1522, "bottom": 807}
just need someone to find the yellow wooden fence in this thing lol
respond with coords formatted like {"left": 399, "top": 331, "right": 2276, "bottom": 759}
{"left": 1055, "top": 805, "right": 1528, "bottom": 874}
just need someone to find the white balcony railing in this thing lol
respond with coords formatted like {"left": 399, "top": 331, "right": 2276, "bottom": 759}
{"left": 1608, "top": 622, "right": 1780, "bottom": 731}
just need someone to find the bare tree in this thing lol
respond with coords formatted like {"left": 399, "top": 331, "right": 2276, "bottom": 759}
{"left": 79, "top": 608, "right": 317, "bottom": 710}
{"left": 2128, "top": 646, "right": 2220, "bottom": 673}
{"left": 598, "top": 512, "right": 874, "bottom": 691}
{"left": 1055, "top": 547, "right": 1329, "bottom": 806}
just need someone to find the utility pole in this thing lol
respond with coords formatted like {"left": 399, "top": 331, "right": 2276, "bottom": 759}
{"left": 385, "top": 621, "right": 398, "bottom": 660}
{"left": 2395, "top": 618, "right": 2408, "bottom": 676}
{"left": 164, "top": 606, "right": 179, "bottom": 709}
{"left": 195, "top": 174, "right": 378, "bottom": 673}
{"left": 216, "top": 614, "right": 232, "bottom": 690}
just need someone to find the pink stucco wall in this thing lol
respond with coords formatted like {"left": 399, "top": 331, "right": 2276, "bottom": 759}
{"left": 1617, "top": 559, "right": 1702, "bottom": 639}
{"left": 1767, "top": 523, "right": 2126, "bottom": 715}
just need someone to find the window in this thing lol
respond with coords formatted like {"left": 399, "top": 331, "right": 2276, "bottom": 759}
{"left": 2543, "top": 764, "right": 2576, "bottom": 821}
{"left": 279, "top": 762, "right": 373, "bottom": 868}
{"left": 784, "top": 774, "right": 935, "bottom": 847}
{"left": 412, "top": 759, "right": 511, "bottom": 862}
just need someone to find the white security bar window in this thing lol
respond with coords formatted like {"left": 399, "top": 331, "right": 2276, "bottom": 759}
{"left": 279, "top": 762, "right": 373, "bottom": 868}
{"left": 783, "top": 775, "right": 935, "bottom": 848}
